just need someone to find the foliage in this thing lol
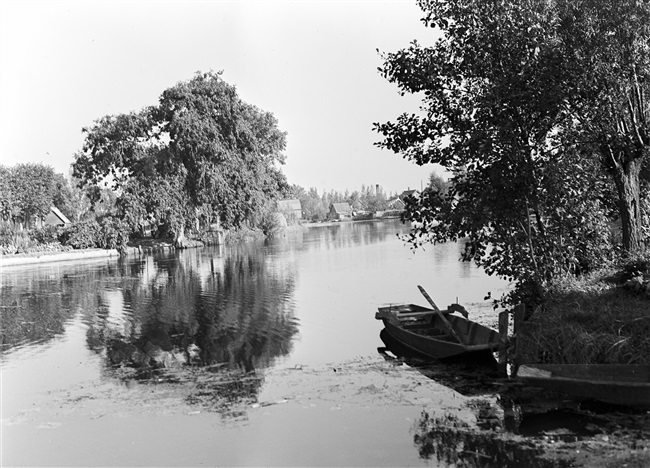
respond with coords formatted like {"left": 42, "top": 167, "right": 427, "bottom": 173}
{"left": 287, "top": 184, "right": 398, "bottom": 221}
{"left": 0, "top": 166, "right": 12, "bottom": 222}
{"left": 73, "top": 71, "right": 289, "bottom": 239}
{"left": 97, "top": 217, "right": 130, "bottom": 251}
{"left": 0, "top": 223, "right": 69, "bottom": 255}
{"left": 257, "top": 209, "right": 285, "bottom": 237}
{"left": 527, "top": 271, "right": 650, "bottom": 365}
{"left": 58, "top": 217, "right": 130, "bottom": 251}
{"left": 29, "top": 225, "right": 61, "bottom": 244}
{"left": 375, "top": 0, "right": 647, "bottom": 305}
{"left": 117, "top": 173, "right": 192, "bottom": 239}
{"left": 51, "top": 173, "right": 97, "bottom": 223}
{"left": 554, "top": 0, "right": 650, "bottom": 252}
{"left": 59, "top": 219, "right": 101, "bottom": 249}
{"left": 0, "top": 222, "right": 18, "bottom": 249}
{"left": 0, "top": 163, "right": 55, "bottom": 225}
{"left": 428, "top": 172, "right": 449, "bottom": 195}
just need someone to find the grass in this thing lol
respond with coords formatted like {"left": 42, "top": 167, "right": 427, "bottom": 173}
{"left": 525, "top": 256, "right": 650, "bottom": 365}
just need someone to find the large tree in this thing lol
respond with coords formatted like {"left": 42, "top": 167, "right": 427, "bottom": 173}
{"left": 555, "top": 0, "right": 650, "bottom": 252}
{"left": 0, "top": 163, "right": 56, "bottom": 227}
{"left": 73, "top": 71, "right": 288, "bottom": 240}
{"left": 374, "top": 0, "right": 631, "bottom": 304}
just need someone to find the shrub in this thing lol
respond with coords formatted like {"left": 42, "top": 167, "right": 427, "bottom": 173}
{"left": 97, "top": 216, "right": 129, "bottom": 251}
{"left": 0, "top": 222, "right": 16, "bottom": 247}
{"left": 59, "top": 217, "right": 131, "bottom": 252}
{"left": 59, "top": 219, "right": 101, "bottom": 249}
{"left": 29, "top": 225, "right": 61, "bottom": 244}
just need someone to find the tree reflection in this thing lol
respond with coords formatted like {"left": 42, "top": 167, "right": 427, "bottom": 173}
{"left": 1, "top": 262, "right": 112, "bottom": 352}
{"left": 1, "top": 243, "right": 299, "bottom": 417}
{"left": 85, "top": 244, "right": 299, "bottom": 416}
{"left": 413, "top": 410, "right": 573, "bottom": 468}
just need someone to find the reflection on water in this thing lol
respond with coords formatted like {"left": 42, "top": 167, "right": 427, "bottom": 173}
{"left": 413, "top": 409, "right": 574, "bottom": 468}
{"left": 91, "top": 243, "right": 299, "bottom": 375}
{"left": 3, "top": 244, "right": 299, "bottom": 377}
{"left": 2, "top": 220, "right": 520, "bottom": 465}
{"left": 378, "top": 327, "right": 641, "bottom": 467}
{"left": 2, "top": 242, "right": 299, "bottom": 416}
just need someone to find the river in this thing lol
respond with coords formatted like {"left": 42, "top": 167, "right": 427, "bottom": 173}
{"left": 2, "top": 220, "right": 646, "bottom": 467}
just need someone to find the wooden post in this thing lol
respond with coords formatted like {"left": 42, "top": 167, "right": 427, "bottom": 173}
{"left": 511, "top": 303, "right": 542, "bottom": 375}
{"left": 513, "top": 303, "right": 525, "bottom": 335}
{"left": 498, "top": 310, "right": 509, "bottom": 376}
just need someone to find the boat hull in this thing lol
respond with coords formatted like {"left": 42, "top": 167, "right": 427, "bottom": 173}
{"left": 376, "top": 304, "right": 500, "bottom": 360}
{"left": 517, "top": 364, "right": 650, "bottom": 408}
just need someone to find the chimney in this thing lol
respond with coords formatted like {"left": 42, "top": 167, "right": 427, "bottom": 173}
{"left": 376, "top": 184, "right": 379, "bottom": 195}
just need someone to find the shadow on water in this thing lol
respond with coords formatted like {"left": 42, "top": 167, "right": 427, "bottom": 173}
{"left": 378, "top": 327, "right": 649, "bottom": 467}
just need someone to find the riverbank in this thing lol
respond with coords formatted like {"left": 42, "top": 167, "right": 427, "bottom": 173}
{"left": 0, "top": 247, "right": 120, "bottom": 267}
{"left": 520, "top": 258, "right": 650, "bottom": 366}
{"left": 0, "top": 225, "right": 309, "bottom": 267}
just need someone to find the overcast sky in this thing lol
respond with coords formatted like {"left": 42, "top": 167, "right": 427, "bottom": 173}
{"left": 0, "top": 0, "right": 441, "bottom": 195}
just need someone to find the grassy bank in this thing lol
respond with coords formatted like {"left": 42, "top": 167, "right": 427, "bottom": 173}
{"left": 525, "top": 255, "right": 650, "bottom": 365}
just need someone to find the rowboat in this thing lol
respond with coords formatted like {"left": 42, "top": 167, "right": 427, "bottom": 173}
{"left": 375, "top": 303, "right": 500, "bottom": 360}
{"left": 517, "top": 364, "right": 650, "bottom": 408}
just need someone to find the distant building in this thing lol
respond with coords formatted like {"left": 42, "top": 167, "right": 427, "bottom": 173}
{"left": 386, "top": 198, "right": 406, "bottom": 211}
{"left": 399, "top": 189, "right": 419, "bottom": 201}
{"left": 25, "top": 206, "right": 70, "bottom": 229}
{"left": 277, "top": 199, "right": 302, "bottom": 224}
{"left": 44, "top": 206, "right": 71, "bottom": 226}
{"left": 328, "top": 202, "right": 353, "bottom": 220}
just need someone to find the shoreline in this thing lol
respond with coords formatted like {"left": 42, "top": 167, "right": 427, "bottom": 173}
{"left": 0, "top": 248, "right": 121, "bottom": 267}
{"left": 0, "top": 219, "right": 403, "bottom": 268}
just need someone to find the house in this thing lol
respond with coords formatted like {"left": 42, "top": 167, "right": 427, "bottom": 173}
{"left": 29, "top": 206, "right": 71, "bottom": 229}
{"left": 386, "top": 198, "right": 405, "bottom": 211}
{"left": 399, "top": 189, "right": 419, "bottom": 201}
{"left": 328, "top": 202, "right": 353, "bottom": 220}
{"left": 277, "top": 199, "right": 302, "bottom": 224}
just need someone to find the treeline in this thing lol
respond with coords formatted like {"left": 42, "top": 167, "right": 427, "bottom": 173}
{"left": 287, "top": 184, "right": 395, "bottom": 221}
{"left": 287, "top": 172, "right": 447, "bottom": 221}
{"left": 0, "top": 163, "right": 122, "bottom": 253}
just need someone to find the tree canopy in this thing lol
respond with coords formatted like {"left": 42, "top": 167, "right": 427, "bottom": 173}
{"left": 0, "top": 163, "right": 56, "bottom": 225}
{"left": 375, "top": 0, "right": 649, "bottom": 305}
{"left": 73, "top": 71, "right": 289, "bottom": 239}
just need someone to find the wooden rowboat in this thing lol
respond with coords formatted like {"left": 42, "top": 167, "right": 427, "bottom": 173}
{"left": 517, "top": 364, "right": 650, "bottom": 408}
{"left": 375, "top": 303, "right": 500, "bottom": 360}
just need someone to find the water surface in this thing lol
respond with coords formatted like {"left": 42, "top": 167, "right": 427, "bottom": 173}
{"left": 2, "top": 220, "right": 510, "bottom": 466}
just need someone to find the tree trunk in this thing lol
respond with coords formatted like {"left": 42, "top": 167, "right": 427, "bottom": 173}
{"left": 612, "top": 155, "right": 643, "bottom": 253}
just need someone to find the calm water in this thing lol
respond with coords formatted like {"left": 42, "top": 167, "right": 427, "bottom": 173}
{"left": 1, "top": 220, "right": 510, "bottom": 467}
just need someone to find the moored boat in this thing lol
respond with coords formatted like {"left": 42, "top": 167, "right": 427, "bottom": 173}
{"left": 517, "top": 364, "right": 650, "bottom": 408}
{"left": 375, "top": 303, "right": 500, "bottom": 360}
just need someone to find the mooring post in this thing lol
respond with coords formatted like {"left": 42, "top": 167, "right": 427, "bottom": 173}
{"left": 498, "top": 310, "right": 509, "bottom": 376}
{"left": 512, "top": 303, "right": 541, "bottom": 376}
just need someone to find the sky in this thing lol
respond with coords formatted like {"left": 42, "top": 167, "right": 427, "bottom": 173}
{"left": 0, "top": 0, "right": 442, "bottom": 195}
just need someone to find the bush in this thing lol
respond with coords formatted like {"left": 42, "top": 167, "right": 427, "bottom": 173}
{"left": 97, "top": 217, "right": 129, "bottom": 251}
{"left": 0, "top": 222, "right": 16, "bottom": 247}
{"left": 59, "top": 217, "right": 131, "bottom": 252}
{"left": 29, "top": 225, "right": 61, "bottom": 244}
{"left": 59, "top": 219, "right": 101, "bottom": 249}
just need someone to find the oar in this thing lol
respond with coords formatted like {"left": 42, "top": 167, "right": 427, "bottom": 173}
{"left": 418, "top": 285, "right": 467, "bottom": 345}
